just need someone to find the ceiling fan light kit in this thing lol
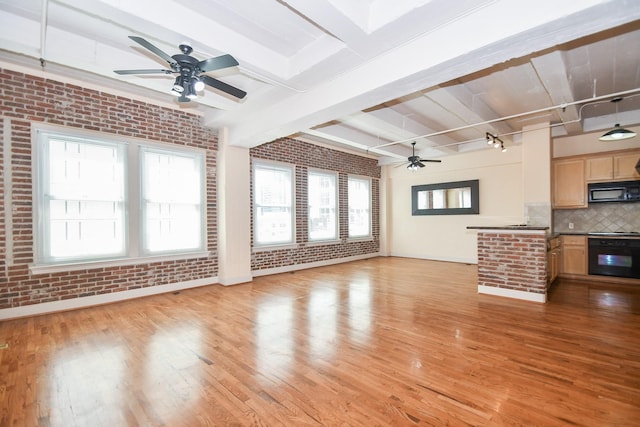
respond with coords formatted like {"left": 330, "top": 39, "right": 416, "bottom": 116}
{"left": 114, "top": 35, "right": 247, "bottom": 102}
{"left": 405, "top": 141, "right": 442, "bottom": 172}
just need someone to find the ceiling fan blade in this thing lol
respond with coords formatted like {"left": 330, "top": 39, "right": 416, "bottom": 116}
{"left": 198, "top": 54, "right": 239, "bottom": 73}
{"left": 177, "top": 95, "right": 191, "bottom": 103}
{"left": 129, "top": 36, "right": 178, "bottom": 67}
{"left": 419, "top": 159, "right": 442, "bottom": 163}
{"left": 200, "top": 75, "right": 247, "bottom": 99}
{"left": 114, "top": 69, "right": 174, "bottom": 75}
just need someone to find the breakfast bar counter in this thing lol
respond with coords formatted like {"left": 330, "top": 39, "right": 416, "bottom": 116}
{"left": 467, "top": 225, "right": 550, "bottom": 303}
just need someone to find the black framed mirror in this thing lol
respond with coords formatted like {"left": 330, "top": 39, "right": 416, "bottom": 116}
{"left": 412, "top": 179, "right": 479, "bottom": 215}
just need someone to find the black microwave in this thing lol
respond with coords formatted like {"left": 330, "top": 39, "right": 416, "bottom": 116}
{"left": 588, "top": 180, "right": 640, "bottom": 203}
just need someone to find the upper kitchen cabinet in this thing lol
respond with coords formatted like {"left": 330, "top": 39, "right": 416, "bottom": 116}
{"left": 585, "top": 150, "right": 640, "bottom": 182}
{"left": 614, "top": 152, "right": 640, "bottom": 180}
{"left": 553, "top": 158, "right": 586, "bottom": 208}
{"left": 553, "top": 149, "right": 640, "bottom": 209}
{"left": 585, "top": 156, "right": 613, "bottom": 182}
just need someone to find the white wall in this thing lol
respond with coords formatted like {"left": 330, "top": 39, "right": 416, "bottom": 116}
{"left": 553, "top": 125, "right": 640, "bottom": 158}
{"left": 384, "top": 146, "right": 525, "bottom": 263}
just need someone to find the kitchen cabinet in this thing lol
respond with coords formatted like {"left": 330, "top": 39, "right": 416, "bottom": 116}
{"left": 585, "top": 156, "right": 613, "bottom": 182}
{"left": 547, "top": 237, "right": 561, "bottom": 285}
{"left": 552, "top": 149, "right": 640, "bottom": 209}
{"left": 584, "top": 151, "right": 640, "bottom": 182}
{"left": 552, "top": 159, "right": 586, "bottom": 208}
{"left": 560, "top": 235, "right": 587, "bottom": 276}
{"left": 613, "top": 152, "right": 640, "bottom": 180}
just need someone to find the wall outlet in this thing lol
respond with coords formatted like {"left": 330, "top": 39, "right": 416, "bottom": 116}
{"left": 569, "top": 222, "right": 574, "bottom": 229}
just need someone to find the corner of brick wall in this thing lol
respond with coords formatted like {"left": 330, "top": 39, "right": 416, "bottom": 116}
{"left": 0, "top": 68, "right": 218, "bottom": 309}
{"left": 477, "top": 232, "right": 547, "bottom": 295}
{"left": 250, "top": 137, "right": 381, "bottom": 271}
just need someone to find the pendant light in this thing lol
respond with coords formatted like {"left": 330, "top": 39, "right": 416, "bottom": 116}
{"left": 599, "top": 97, "right": 637, "bottom": 141}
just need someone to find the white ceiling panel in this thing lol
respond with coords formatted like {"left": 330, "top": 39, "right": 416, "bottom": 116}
{"left": 0, "top": 0, "right": 639, "bottom": 165}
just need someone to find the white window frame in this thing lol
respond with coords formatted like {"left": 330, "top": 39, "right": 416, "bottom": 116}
{"left": 348, "top": 175, "right": 372, "bottom": 239}
{"left": 139, "top": 146, "right": 205, "bottom": 256}
{"left": 32, "top": 125, "right": 207, "bottom": 272}
{"left": 307, "top": 169, "right": 338, "bottom": 242}
{"left": 34, "top": 130, "right": 128, "bottom": 265}
{"left": 253, "top": 160, "right": 295, "bottom": 248}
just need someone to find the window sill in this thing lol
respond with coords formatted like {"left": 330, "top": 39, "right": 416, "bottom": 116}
{"left": 29, "top": 251, "right": 212, "bottom": 275}
{"left": 306, "top": 239, "right": 342, "bottom": 246}
{"left": 347, "top": 236, "right": 374, "bottom": 243}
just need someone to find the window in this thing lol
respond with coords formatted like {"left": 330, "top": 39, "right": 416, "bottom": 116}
{"left": 348, "top": 176, "right": 371, "bottom": 238}
{"left": 308, "top": 170, "right": 337, "bottom": 241}
{"left": 253, "top": 162, "right": 294, "bottom": 246}
{"left": 35, "top": 128, "right": 205, "bottom": 265}
{"left": 140, "top": 147, "right": 204, "bottom": 254}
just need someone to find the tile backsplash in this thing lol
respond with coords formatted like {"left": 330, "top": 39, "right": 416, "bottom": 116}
{"left": 554, "top": 202, "right": 640, "bottom": 233}
{"left": 525, "top": 202, "right": 551, "bottom": 227}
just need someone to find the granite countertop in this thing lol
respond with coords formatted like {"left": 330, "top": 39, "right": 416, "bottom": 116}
{"left": 559, "top": 231, "right": 640, "bottom": 238}
{"left": 467, "top": 225, "right": 550, "bottom": 231}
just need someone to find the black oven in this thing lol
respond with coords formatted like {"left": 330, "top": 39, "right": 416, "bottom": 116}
{"left": 588, "top": 237, "right": 640, "bottom": 279}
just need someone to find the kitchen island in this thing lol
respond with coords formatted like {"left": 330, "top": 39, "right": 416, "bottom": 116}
{"left": 467, "top": 225, "right": 550, "bottom": 303}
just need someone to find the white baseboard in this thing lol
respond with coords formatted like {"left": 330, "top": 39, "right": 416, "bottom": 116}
{"left": 252, "top": 252, "right": 380, "bottom": 277}
{"left": 218, "top": 274, "right": 254, "bottom": 286}
{"left": 477, "top": 284, "right": 546, "bottom": 303}
{"left": 0, "top": 276, "right": 218, "bottom": 320}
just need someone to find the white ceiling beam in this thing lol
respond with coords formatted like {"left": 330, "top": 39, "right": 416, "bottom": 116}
{"left": 530, "top": 50, "right": 583, "bottom": 134}
{"left": 341, "top": 109, "right": 460, "bottom": 154}
{"left": 300, "top": 128, "right": 406, "bottom": 160}
{"left": 222, "top": 1, "right": 640, "bottom": 149}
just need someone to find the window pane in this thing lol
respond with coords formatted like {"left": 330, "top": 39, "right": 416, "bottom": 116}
{"left": 348, "top": 177, "right": 371, "bottom": 238}
{"left": 254, "top": 163, "right": 294, "bottom": 245}
{"left": 141, "top": 148, "right": 204, "bottom": 253}
{"left": 308, "top": 171, "right": 337, "bottom": 241}
{"left": 42, "top": 137, "right": 126, "bottom": 262}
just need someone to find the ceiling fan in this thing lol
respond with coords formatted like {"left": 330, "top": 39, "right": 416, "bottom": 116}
{"left": 114, "top": 36, "right": 246, "bottom": 103}
{"left": 399, "top": 142, "right": 442, "bottom": 171}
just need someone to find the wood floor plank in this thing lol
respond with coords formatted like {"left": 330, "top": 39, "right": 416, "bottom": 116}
{"left": 1, "top": 257, "right": 639, "bottom": 426}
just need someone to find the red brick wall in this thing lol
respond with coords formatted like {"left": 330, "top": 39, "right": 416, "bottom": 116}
{"left": 251, "top": 137, "right": 380, "bottom": 271}
{"left": 0, "top": 68, "right": 218, "bottom": 309}
{"left": 477, "top": 232, "right": 547, "bottom": 295}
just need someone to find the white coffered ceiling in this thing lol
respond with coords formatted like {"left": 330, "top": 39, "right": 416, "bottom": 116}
{"left": 1, "top": 0, "right": 639, "bottom": 164}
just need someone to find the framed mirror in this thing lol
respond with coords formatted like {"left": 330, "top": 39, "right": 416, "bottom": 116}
{"left": 412, "top": 179, "right": 479, "bottom": 215}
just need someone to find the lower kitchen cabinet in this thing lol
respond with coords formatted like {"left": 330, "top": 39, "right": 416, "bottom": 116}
{"left": 560, "top": 235, "right": 587, "bottom": 276}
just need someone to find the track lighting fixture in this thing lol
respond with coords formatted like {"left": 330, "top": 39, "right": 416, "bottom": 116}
{"left": 485, "top": 132, "right": 507, "bottom": 152}
{"left": 599, "top": 97, "right": 637, "bottom": 141}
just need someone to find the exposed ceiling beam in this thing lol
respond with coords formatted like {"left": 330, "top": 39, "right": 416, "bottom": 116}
{"left": 219, "top": 1, "right": 640, "bottom": 149}
{"left": 530, "top": 50, "right": 583, "bottom": 135}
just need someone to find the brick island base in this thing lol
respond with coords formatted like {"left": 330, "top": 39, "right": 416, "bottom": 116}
{"left": 470, "top": 227, "right": 549, "bottom": 303}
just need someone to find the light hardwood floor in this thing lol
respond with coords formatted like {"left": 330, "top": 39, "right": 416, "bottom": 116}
{"left": 1, "top": 257, "right": 639, "bottom": 426}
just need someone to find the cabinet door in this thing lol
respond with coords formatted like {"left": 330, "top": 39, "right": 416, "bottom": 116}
{"left": 585, "top": 156, "right": 613, "bottom": 181}
{"left": 553, "top": 159, "right": 586, "bottom": 208}
{"left": 549, "top": 248, "right": 560, "bottom": 283}
{"left": 561, "top": 236, "right": 587, "bottom": 276}
{"left": 613, "top": 153, "right": 640, "bottom": 180}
